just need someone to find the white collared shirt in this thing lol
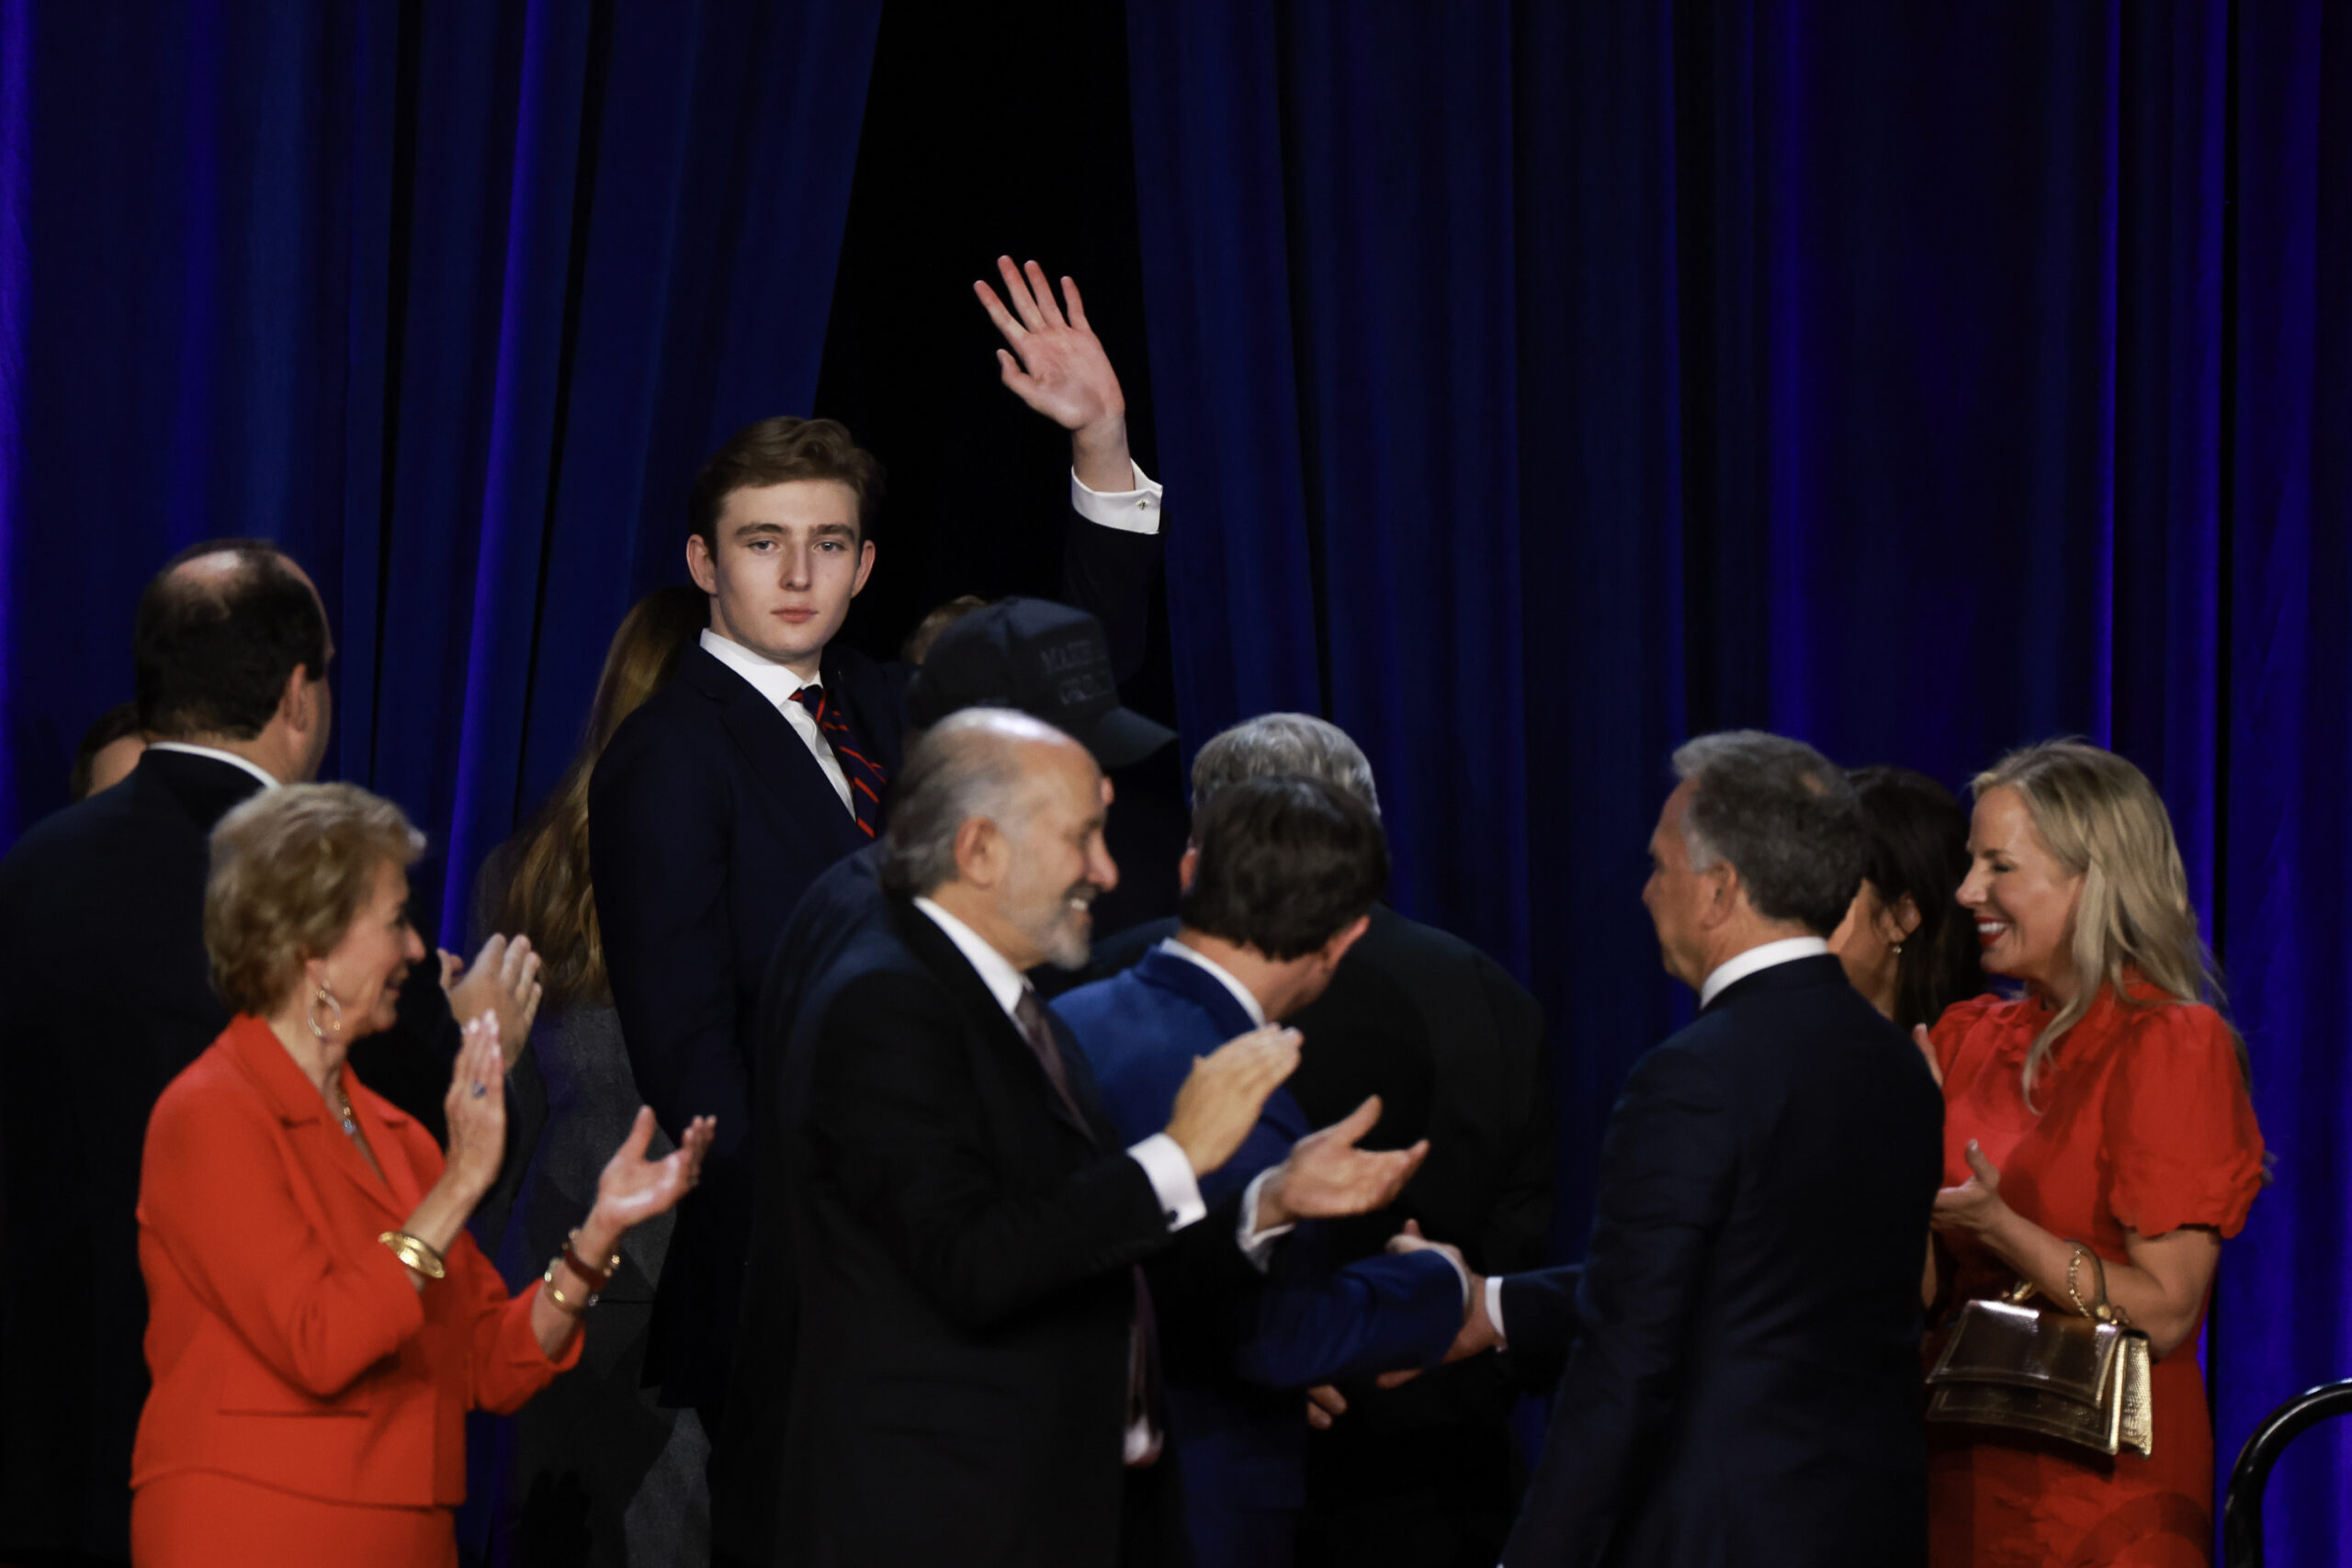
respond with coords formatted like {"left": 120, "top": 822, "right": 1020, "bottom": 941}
{"left": 1156, "top": 937, "right": 1269, "bottom": 1028}
{"left": 145, "top": 742, "right": 279, "bottom": 793}
{"left": 913, "top": 897, "right": 1204, "bottom": 1232}
{"left": 1697, "top": 935, "right": 1832, "bottom": 1010}
{"left": 697, "top": 627, "right": 854, "bottom": 817}
{"left": 1070, "top": 462, "right": 1163, "bottom": 535}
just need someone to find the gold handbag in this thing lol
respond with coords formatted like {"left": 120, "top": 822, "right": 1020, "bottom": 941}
{"left": 1924, "top": 1245, "right": 2154, "bottom": 1458}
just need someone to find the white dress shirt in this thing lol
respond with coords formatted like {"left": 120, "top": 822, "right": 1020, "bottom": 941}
{"left": 697, "top": 627, "right": 854, "bottom": 817}
{"left": 144, "top": 741, "right": 279, "bottom": 792}
{"left": 1697, "top": 935, "right": 1831, "bottom": 1010}
{"left": 1069, "top": 462, "right": 1164, "bottom": 535}
{"left": 914, "top": 898, "right": 1205, "bottom": 1230}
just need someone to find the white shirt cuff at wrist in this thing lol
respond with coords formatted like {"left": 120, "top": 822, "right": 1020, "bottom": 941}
{"left": 1070, "top": 462, "right": 1164, "bottom": 536}
{"left": 1127, "top": 1133, "right": 1206, "bottom": 1232}
{"left": 1486, "top": 1275, "right": 1509, "bottom": 1346}
{"left": 1236, "top": 1167, "right": 1298, "bottom": 1272}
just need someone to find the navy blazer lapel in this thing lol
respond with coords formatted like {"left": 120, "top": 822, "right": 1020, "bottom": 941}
{"left": 679, "top": 646, "right": 866, "bottom": 859}
{"left": 888, "top": 897, "right": 1101, "bottom": 1145}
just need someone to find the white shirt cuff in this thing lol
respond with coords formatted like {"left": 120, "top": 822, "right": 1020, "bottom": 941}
{"left": 1127, "top": 1134, "right": 1205, "bottom": 1231}
{"left": 1070, "top": 462, "right": 1163, "bottom": 536}
{"left": 1486, "top": 1275, "right": 1509, "bottom": 1346}
{"left": 1236, "top": 1167, "right": 1298, "bottom": 1272}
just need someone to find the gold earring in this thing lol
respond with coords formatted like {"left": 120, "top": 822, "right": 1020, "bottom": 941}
{"left": 308, "top": 983, "right": 345, "bottom": 1040}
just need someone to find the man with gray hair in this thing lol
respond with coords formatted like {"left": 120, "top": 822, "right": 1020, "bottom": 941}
{"left": 715, "top": 710, "right": 1430, "bottom": 1567}
{"left": 1425, "top": 730, "right": 1942, "bottom": 1567}
{"left": 1066, "top": 712, "right": 1554, "bottom": 1567}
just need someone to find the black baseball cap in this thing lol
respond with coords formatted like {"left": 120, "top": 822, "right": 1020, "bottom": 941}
{"left": 904, "top": 597, "right": 1177, "bottom": 768}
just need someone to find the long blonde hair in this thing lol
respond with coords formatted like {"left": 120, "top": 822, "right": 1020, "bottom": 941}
{"left": 494, "top": 585, "right": 707, "bottom": 1008}
{"left": 1973, "top": 739, "right": 2243, "bottom": 1108}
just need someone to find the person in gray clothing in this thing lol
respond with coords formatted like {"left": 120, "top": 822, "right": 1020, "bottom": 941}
{"left": 468, "top": 584, "right": 710, "bottom": 1568}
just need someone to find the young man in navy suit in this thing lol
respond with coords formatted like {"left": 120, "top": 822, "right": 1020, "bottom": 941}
{"left": 589, "top": 263, "right": 1170, "bottom": 1425}
{"left": 1054, "top": 775, "right": 1476, "bottom": 1568}
{"left": 1420, "top": 732, "right": 1942, "bottom": 1568}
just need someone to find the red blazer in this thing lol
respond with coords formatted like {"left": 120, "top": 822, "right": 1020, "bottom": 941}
{"left": 132, "top": 1014, "right": 579, "bottom": 1507}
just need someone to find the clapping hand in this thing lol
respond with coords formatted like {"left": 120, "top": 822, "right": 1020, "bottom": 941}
{"left": 1163, "top": 1025, "right": 1303, "bottom": 1176}
{"left": 588, "top": 1108, "right": 716, "bottom": 1236}
{"left": 1257, "top": 1098, "right": 1430, "bottom": 1231}
{"left": 1930, "top": 1138, "right": 2008, "bottom": 1237}
{"left": 440, "top": 934, "right": 543, "bottom": 1068}
{"left": 442, "top": 1012, "right": 510, "bottom": 1196}
{"left": 972, "top": 255, "right": 1134, "bottom": 492}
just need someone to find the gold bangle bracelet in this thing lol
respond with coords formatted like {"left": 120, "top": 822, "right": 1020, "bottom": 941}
{"left": 542, "top": 1258, "right": 594, "bottom": 1315}
{"left": 379, "top": 1230, "right": 447, "bottom": 1280}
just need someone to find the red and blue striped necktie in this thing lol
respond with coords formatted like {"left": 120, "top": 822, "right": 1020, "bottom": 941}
{"left": 791, "top": 684, "right": 888, "bottom": 839}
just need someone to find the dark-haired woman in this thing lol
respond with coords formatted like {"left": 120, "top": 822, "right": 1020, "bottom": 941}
{"left": 1827, "top": 766, "right": 1985, "bottom": 1030}
{"left": 467, "top": 585, "right": 707, "bottom": 1566}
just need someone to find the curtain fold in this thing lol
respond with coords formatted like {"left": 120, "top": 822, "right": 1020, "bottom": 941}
{"left": 0, "top": 0, "right": 882, "bottom": 937}
{"left": 1128, "top": 2, "right": 2351, "bottom": 1554}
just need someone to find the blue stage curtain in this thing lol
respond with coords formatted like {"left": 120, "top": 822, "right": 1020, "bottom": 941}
{"left": 0, "top": 0, "right": 881, "bottom": 937}
{"left": 1129, "top": 1, "right": 2350, "bottom": 1555}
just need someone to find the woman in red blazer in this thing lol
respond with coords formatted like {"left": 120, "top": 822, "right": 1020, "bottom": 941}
{"left": 130, "top": 784, "right": 713, "bottom": 1567}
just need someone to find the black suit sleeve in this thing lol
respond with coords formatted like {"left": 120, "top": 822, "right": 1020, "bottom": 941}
{"left": 590, "top": 728, "right": 752, "bottom": 1187}
{"left": 812, "top": 971, "right": 1176, "bottom": 1330}
{"left": 1503, "top": 1046, "right": 1737, "bottom": 1568}
{"left": 1496, "top": 1265, "right": 1583, "bottom": 1391}
{"left": 1059, "top": 499, "right": 1163, "bottom": 685}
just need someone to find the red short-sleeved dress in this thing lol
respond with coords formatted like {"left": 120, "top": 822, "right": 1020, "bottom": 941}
{"left": 1924, "top": 978, "right": 2264, "bottom": 1568}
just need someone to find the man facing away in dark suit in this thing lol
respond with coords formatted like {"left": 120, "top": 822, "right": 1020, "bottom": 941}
{"left": 1416, "top": 731, "right": 1943, "bottom": 1568}
{"left": 1057, "top": 713, "right": 1555, "bottom": 1566}
{"left": 715, "top": 709, "right": 1435, "bottom": 1567}
{"left": 0, "top": 541, "right": 543, "bottom": 1566}
{"left": 590, "top": 263, "right": 1171, "bottom": 1426}
{"left": 1054, "top": 774, "right": 1479, "bottom": 1568}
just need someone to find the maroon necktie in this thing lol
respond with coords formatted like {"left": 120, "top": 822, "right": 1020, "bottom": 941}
{"left": 791, "top": 683, "right": 887, "bottom": 839}
{"left": 1012, "top": 988, "right": 1164, "bottom": 1465}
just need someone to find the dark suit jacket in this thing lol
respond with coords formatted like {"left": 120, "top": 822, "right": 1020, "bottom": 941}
{"left": 715, "top": 893, "right": 1224, "bottom": 1567}
{"left": 593, "top": 511, "right": 1164, "bottom": 1407}
{"left": 1055, "top": 948, "right": 1463, "bottom": 1567}
{"left": 0, "top": 750, "right": 464, "bottom": 1560}
{"left": 1501, "top": 953, "right": 1943, "bottom": 1568}
{"left": 1061, "top": 904, "right": 1554, "bottom": 1513}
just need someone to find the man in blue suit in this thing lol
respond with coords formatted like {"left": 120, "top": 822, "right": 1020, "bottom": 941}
{"left": 1055, "top": 774, "right": 1475, "bottom": 1568}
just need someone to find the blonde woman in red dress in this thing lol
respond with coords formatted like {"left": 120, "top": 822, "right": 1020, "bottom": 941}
{"left": 1921, "top": 741, "right": 2263, "bottom": 1568}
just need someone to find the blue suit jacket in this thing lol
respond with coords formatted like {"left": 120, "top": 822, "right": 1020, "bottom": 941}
{"left": 1054, "top": 945, "right": 1464, "bottom": 1566}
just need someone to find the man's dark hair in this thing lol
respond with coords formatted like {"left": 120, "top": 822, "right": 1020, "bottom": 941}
{"left": 1178, "top": 775, "right": 1388, "bottom": 961}
{"left": 134, "top": 540, "right": 330, "bottom": 740}
{"left": 1671, "top": 730, "right": 1863, "bottom": 936}
{"left": 69, "top": 702, "right": 143, "bottom": 800}
{"left": 687, "top": 415, "right": 884, "bottom": 552}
